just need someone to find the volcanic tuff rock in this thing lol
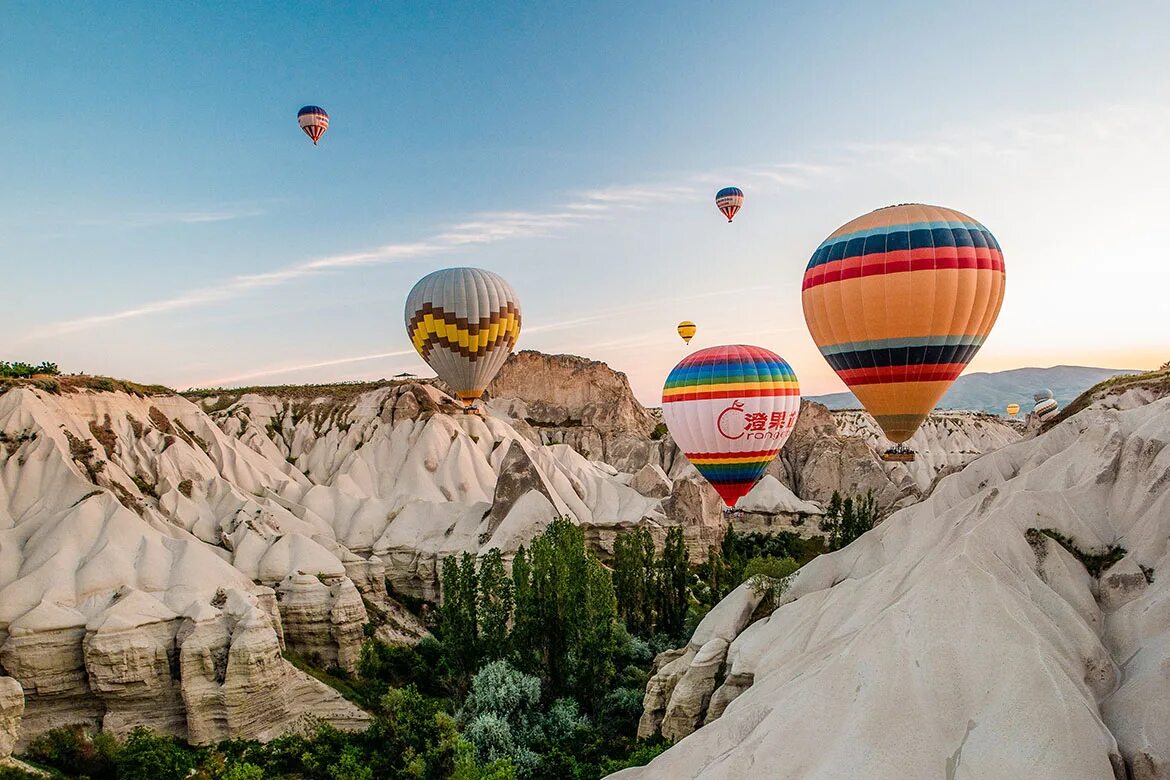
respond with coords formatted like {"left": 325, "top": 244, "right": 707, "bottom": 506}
{"left": 618, "top": 373, "right": 1170, "bottom": 780}
{"left": 487, "top": 351, "right": 662, "bottom": 471}
{"left": 0, "top": 677, "right": 22, "bottom": 758}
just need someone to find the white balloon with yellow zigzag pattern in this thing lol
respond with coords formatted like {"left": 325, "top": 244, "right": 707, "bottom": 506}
{"left": 405, "top": 267, "right": 521, "bottom": 407}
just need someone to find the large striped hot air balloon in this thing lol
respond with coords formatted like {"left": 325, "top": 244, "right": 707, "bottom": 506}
{"left": 297, "top": 105, "right": 329, "bottom": 145}
{"left": 715, "top": 187, "right": 744, "bottom": 222}
{"left": 802, "top": 204, "right": 1006, "bottom": 461}
{"left": 662, "top": 345, "right": 800, "bottom": 507}
{"left": 677, "top": 320, "right": 697, "bottom": 344}
{"left": 405, "top": 268, "right": 521, "bottom": 407}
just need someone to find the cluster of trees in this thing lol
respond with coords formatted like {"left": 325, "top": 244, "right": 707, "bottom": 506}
{"left": 0, "top": 361, "right": 59, "bottom": 379}
{"left": 696, "top": 526, "right": 824, "bottom": 607}
{"left": 819, "top": 491, "right": 878, "bottom": 551}
{"left": 610, "top": 527, "right": 689, "bottom": 639}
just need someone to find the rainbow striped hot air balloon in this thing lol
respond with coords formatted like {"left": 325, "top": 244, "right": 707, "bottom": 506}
{"left": 661, "top": 345, "right": 800, "bottom": 507}
{"left": 715, "top": 187, "right": 744, "bottom": 222}
{"left": 297, "top": 105, "right": 329, "bottom": 145}
{"left": 677, "top": 320, "right": 697, "bottom": 344}
{"left": 802, "top": 204, "right": 1005, "bottom": 460}
{"left": 405, "top": 268, "right": 521, "bottom": 408}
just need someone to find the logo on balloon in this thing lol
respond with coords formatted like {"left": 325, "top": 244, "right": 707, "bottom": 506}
{"left": 717, "top": 400, "right": 793, "bottom": 441}
{"left": 717, "top": 400, "right": 747, "bottom": 440}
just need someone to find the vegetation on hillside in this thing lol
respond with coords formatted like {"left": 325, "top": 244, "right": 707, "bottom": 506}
{"left": 0, "top": 361, "right": 172, "bottom": 397}
{"left": 0, "top": 361, "right": 59, "bottom": 378}
{"left": 182, "top": 378, "right": 424, "bottom": 402}
{"left": 1050, "top": 364, "right": 1170, "bottom": 425}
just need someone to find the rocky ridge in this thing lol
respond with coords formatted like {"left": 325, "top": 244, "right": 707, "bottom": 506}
{"left": 619, "top": 371, "right": 1170, "bottom": 780}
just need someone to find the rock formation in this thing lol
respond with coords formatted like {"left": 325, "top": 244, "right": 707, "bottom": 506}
{"left": 618, "top": 373, "right": 1170, "bottom": 779}
{"left": 0, "top": 351, "right": 1022, "bottom": 750}
{"left": 0, "top": 677, "right": 22, "bottom": 759}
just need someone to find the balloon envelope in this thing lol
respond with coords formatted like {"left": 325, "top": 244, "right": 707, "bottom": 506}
{"left": 405, "top": 267, "right": 521, "bottom": 406}
{"left": 1034, "top": 398, "right": 1059, "bottom": 421}
{"left": 1006, "top": 403, "right": 1020, "bottom": 416}
{"left": 715, "top": 187, "right": 744, "bottom": 222}
{"left": 661, "top": 345, "right": 800, "bottom": 507}
{"left": 802, "top": 204, "right": 1006, "bottom": 443}
{"left": 298, "top": 105, "right": 329, "bottom": 144}
{"left": 677, "top": 321, "right": 697, "bottom": 344}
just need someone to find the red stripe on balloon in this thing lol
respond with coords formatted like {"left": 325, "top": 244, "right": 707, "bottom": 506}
{"left": 662, "top": 388, "right": 801, "bottom": 403}
{"left": 801, "top": 249, "right": 1004, "bottom": 290}
{"left": 835, "top": 364, "right": 967, "bottom": 385}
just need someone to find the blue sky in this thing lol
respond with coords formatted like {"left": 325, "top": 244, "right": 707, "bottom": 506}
{"left": 3, "top": 1, "right": 1169, "bottom": 403}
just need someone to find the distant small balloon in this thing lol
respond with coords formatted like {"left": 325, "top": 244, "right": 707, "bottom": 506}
{"left": 715, "top": 187, "right": 744, "bottom": 222}
{"left": 1034, "top": 397, "right": 1059, "bottom": 422}
{"left": 1006, "top": 403, "right": 1020, "bottom": 417}
{"left": 677, "top": 321, "right": 697, "bottom": 344}
{"left": 297, "top": 106, "right": 329, "bottom": 145}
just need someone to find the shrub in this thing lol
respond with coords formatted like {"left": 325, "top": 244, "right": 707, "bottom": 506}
{"left": 25, "top": 725, "right": 120, "bottom": 779}
{"left": 116, "top": 727, "right": 196, "bottom": 780}
{"left": 745, "top": 556, "right": 800, "bottom": 612}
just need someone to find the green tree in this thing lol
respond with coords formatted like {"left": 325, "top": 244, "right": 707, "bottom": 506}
{"left": 115, "top": 727, "right": 196, "bottom": 780}
{"left": 570, "top": 556, "right": 620, "bottom": 711}
{"left": 656, "top": 527, "right": 689, "bottom": 639}
{"left": 743, "top": 556, "right": 800, "bottom": 612}
{"left": 822, "top": 490, "right": 878, "bottom": 551}
{"left": 25, "top": 726, "right": 121, "bottom": 780}
{"left": 612, "top": 528, "right": 657, "bottom": 635}
{"left": 438, "top": 552, "right": 480, "bottom": 678}
{"left": 478, "top": 549, "right": 514, "bottom": 664}
{"left": 510, "top": 545, "right": 540, "bottom": 675}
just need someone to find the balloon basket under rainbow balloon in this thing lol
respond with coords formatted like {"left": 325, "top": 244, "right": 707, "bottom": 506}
{"left": 880, "top": 446, "right": 916, "bottom": 463}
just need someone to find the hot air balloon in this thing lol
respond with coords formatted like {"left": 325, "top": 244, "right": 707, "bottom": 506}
{"left": 661, "top": 345, "right": 800, "bottom": 507}
{"left": 677, "top": 321, "right": 697, "bottom": 344}
{"left": 297, "top": 105, "right": 329, "bottom": 145}
{"left": 1006, "top": 403, "right": 1020, "bottom": 417}
{"left": 404, "top": 267, "right": 521, "bottom": 408}
{"left": 1033, "top": 389, "right": 1059, "bottom": 421}
{"left": 802, "top": 204, "right": 1006, "bottom": 462}
{"left": 715, "top": 187, "right": 744, "bottom": 222}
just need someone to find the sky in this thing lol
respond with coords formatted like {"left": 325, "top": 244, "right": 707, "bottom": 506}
{"left": 2, "top": 1, "right": 1168, "bottom": 404}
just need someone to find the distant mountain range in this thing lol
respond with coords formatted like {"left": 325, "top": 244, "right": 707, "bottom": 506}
{"left": 809, "top": 366, "right": 1137, "bottom": 414}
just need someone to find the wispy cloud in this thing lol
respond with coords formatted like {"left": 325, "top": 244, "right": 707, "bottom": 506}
{"left": 27, "top": 181, "right": 714, "bottom": 341}
{"left": 189, "top": 284, "right": 764, "bottom": 389}
{"left": 76, "top": 207, "right": 266, "bottom": 228}
{"left": 186, "top": 348, "right": 422, "bottom": 389}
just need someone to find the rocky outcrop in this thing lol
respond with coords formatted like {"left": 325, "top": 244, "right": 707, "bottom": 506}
{"left": 775, "top": 400, "right": 1020, "bottom": 512}
{"left": 729, "top": 475, "right": 825, "bottom": 537}
{"left": 275, "top": 574, "right": 367, "bottom": 672}
{"left": 618, "top": 376, "right": 1170, "bottom": 780}
{"left": 664, "top": 476, "right": 726, "bottom": 558}
{"left": 487, "top": 351, "right": 661, "bottom": 470}
{"left": 0, "top": 677, "right": 22, "bottom": 759}
{"left": 629, "top": 464, "right": 672, "bottom": 499}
